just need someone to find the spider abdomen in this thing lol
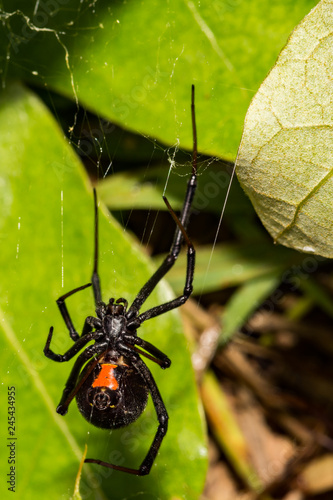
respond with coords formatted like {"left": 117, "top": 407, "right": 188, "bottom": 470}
{"left": 76, "top": 357, "right": 149, "bottom": 430}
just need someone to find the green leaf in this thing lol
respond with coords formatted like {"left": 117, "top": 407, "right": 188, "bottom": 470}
{"left": 158, "top": 242, "right": 303, "bottom": 296}
{"left": 0, "top": 0, "right": 317, "bottom": 160}
{"left": 220, "top": 273, "right": 281, "bottom": 345}
{"left": 298, "top": 276, "right": 333, "bottom": 319}
{"left": 98, "top": 169, "right": 181, "bottom": 211}
{"left": 201, "top": 371, "right": 263, "bottom": 492}
{"left": 97, "top": 162, "right": 251, "bottom": 215}
{"left": 236, "top": 0, "right": 333, "bottom": 257}
{"left": 0, "top": 84, "right": 207, "bottom": 499}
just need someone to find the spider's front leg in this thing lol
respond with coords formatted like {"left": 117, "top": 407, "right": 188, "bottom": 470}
{"left": 127, "top": 85, "right": 197, "bottom": 323}
{"left": 134, "top": 211, "right": 195, "bottom": 325}
{"left": 56, "top": 283, "right": 92, "bottom": 341}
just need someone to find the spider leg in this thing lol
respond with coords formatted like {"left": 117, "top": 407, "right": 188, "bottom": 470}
{"left": 56, "top": 344, "right": 107, "bottom": 415}
{"left": 123, "top": 335, "right": 171, "bottom": 368}
{"left": 55, "top": 189, "right": 101, "bottom": 343}
{"left": 135, "top": 358, "right": 168, "bottom": 475}
{"left": 85, "top": 350, "right": 168, "bottom": 476}
{"left": 56, "top": 283, "right": 92, "bottom": 341}
{"left": 91, "top": 188, "right": 102, "bottom": 306}
{"left": 136, "top": 198, "right": 195, "bottom": 324}
{"left": 127, "top": 174, "right": 196, "bottom": 320}
{"left": 127, "top": 85, "right": 197, "bottom": 320}
{"left": 44, "top": 327, "right": 105, "bottom": 413}
{"left": 81, "top": 316, "right": 102, "bottom": 337}
{"left": 44, "top": 327, "right": 99, "bottom": 362}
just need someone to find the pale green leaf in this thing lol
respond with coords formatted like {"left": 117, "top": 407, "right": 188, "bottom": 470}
{"left": 236, "top": 0, "right": 333, "bottom": 257}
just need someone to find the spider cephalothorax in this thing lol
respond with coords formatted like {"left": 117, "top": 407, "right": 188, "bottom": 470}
{"left": 103, "top": 297, "right": 128, "bottom": 317}
{"left": 44, "top": 85, "right": 198, "bottom": 476}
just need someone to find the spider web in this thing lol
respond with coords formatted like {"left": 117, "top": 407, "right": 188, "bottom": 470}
{"left": 0, "top": 1, "right": 237, "bottom": 498}
{"left": 3, "top": 3, "right": 330, "bottom": 500}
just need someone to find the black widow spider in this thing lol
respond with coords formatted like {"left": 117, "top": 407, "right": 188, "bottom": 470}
{"left": 44, "top": 85, "right": 198, "bottom": 476}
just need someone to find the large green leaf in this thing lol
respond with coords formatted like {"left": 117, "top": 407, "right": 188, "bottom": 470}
{"left": 236, "top": 0, "right": 333, "bottom": 257}
{"left": 0, "top": 0, "right": 317, "bottom": 160}
{"left": 0, "top": 84, "right": 207, "bottom": 499}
